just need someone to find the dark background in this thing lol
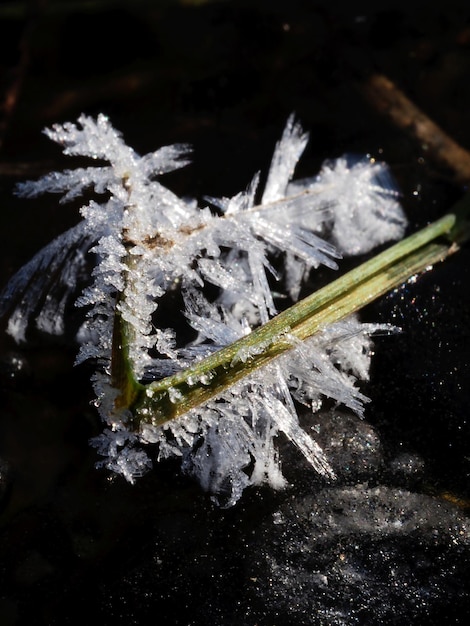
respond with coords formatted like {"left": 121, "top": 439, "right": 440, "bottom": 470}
{"left": 0, "top": 1, "right": 469, "bottom": 624}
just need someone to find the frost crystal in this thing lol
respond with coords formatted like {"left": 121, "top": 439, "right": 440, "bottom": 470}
{"left": 0, "top": 114, "right": 407, "bottom": 504}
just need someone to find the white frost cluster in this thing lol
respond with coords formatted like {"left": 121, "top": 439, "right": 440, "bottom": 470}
{"left": 0, "top": 114, "right": 407, "bottom": 505}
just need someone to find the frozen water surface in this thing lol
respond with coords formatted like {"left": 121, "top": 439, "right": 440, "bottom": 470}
{"left": 248, "top": 486, "right": 470, "bottom": 625}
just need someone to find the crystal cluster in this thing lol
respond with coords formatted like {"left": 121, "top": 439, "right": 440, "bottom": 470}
{"left": 0, "top": 114, "right": 407, "bottom": 504}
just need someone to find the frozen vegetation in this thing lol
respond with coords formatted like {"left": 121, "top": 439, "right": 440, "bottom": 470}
{"left": 0, "top": 114, "right": 407, "bottom": 505}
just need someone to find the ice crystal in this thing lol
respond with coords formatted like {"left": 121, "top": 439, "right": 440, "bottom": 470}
{"left": 0, "top": 114, "right": 407, "bottom": 505}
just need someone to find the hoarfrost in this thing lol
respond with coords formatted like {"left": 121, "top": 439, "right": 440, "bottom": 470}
{"left": 0, "top": 114, "right": 408, "bottom": 504}
{"left": 0, "top": 222, "right": 93, "bottom": 342}
{"left": 288, "top": 154, "right": 407, "bottom": 256}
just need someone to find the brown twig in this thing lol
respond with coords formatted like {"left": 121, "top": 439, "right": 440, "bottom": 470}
{"left": 361, "top": 73, "right": 470, "bottom": 185}
{"left": 41, "top": 68, "right": 156, "bottom": 120}
{"left": 0, "top": 0, "right": 47, "bottom": 152}
{"left": 0, "top": 160, "right": 54, "bottom": 178}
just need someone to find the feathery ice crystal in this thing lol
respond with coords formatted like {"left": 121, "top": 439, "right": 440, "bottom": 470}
{"left": 0, "top": 114, "right": 407, "bottom": 505}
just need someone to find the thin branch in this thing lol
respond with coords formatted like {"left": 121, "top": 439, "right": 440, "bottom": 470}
{"left": 361, "top": 73, "right": 470, "bottom": 185}
{"left": 0, "top": 0, "right": 46, "bottom": 151}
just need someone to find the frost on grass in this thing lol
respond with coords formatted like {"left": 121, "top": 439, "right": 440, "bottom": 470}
{"left": 0, "top": 114, "right": 407, "bottom": 505}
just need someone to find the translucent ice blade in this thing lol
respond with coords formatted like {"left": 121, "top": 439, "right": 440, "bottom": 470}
{"left": 0, "top": 222, "right": 95, "bottom": 341}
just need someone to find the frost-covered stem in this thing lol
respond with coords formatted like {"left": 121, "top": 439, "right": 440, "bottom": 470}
{"left": 110, "top": 177, "right": 147, "bottom": 415}
{"left": 128, "top": 212, "right": 463, "bottom": 427}
{"left": 5, "top": 111, "right": 470, "bottom": 494}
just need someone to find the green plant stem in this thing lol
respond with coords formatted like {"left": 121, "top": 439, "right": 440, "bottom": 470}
{"left": 111, "top": 307, "right": 141, "bottom": 411}
{"left": 117, "top": 204, "right": 468, "bottom": 430}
